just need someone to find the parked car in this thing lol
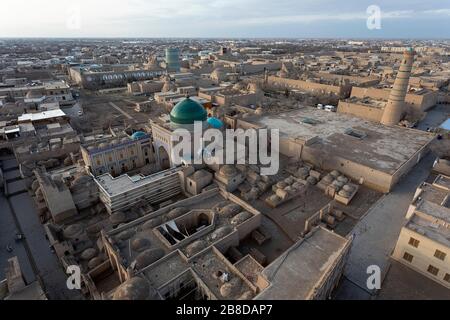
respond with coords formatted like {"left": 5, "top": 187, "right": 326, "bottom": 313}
{"left": 325, "top": 105, "right": 336, "bottom": 112}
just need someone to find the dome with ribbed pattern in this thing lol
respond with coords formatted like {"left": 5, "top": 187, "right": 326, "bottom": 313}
{"left": 170, "top": 97, "right": 207, "bottom": 125}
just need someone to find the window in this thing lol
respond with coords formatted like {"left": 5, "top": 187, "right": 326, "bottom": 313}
{"left": 427, "top": 265, "right": 439, "bottom": 276}
{"left": 434, "top": 249, "right": 446, "bottom": 261}
{"left": 408, "top": 237, "right": 420, "bottom": 248}
{"left": 444, "top": 274, "right": 450, "bottom": 283}
{"left": 403, "top": 252, "right": 414, "bottom": 263}
{"left": 301, "top": 117, "right": 319, "bottom": 125}
{"left": 344, "top": 128, "right": 367, "bottom": 139}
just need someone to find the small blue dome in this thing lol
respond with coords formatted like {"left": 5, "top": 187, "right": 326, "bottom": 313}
{"left": 131, "top": 131, "right": 147, "bottom": 140}
{"left": 207, "top": 117, "right": 223, "bottom": 129}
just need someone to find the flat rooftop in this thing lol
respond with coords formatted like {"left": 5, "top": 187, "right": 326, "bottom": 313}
{"left": 141, "top": 251, "right": 189, "bottom": 289}
{"left": 434, "top": 174, "right": 450, "bottom": 191}
{"left": 406, "top": 210, "right": 450, "bottom": 248}
{"left": 415, "top": 200, "right": 450, "bottom": 224}
{"left": 95, "top": 167, "right": 182, "bottom": 197}
{"left": 247, "top": 108, "right": 433, "bottom": 174}
{"left": 418, "top": 183, "right": 449, "bottom": 206}
{"left": 18, "top": 109, "right": 67, "bottom": 123}
{"left": 256, "top": 227, "right": 350, "bottom": 300}
{"left": 344, "top": 97, "right": 386, "bottom": 108}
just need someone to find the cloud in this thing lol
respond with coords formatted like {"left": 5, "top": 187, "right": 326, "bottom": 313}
{"left": 217, "top": 9, "right": 417, "bottom": 27}
{"left": 0, "top": 0, "right": 449, "bottom": 37}
{"left": 423, "top": 8, "right": 450, "bottom": 16}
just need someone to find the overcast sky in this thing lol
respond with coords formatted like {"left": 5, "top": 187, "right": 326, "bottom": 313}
{"left": 1, "top": 0, "right": 450, "bottom": 38}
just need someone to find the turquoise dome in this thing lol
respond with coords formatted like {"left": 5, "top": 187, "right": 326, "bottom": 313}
{"left": 170, "top": 97, "right": 207, "bottom": 125}
{"left": 131, "top": 131, "right": 147, "bottom": 140}
{"left": 207, "top": 117, "right": 223, "bottom": 129}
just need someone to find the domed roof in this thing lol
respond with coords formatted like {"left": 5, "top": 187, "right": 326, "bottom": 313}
{"left": 72, "top": 175, "right": 91, "bottom": 186}
{"left": 112, "top": 277, "right": 154, "bottom": 300}
{"left": 131, "top": 131, "right": 147, "bottom": 140}
{"left": 110, "top": 211, "right": 128, "bottom": 225}
{"left": 63, "top": 224, "right": 83, "bottom": 239}
{"left": 170, "top": 97, "right": 207, "bottom": 125}
{"left": 81, "top": 248, "right": 97, "bottom": 260}
{"left": 131, "top": 237, "right": 151, "bottom": 253}
{"left": 219, "top": 165, "right": 237, "bottom": 177}
{"left": 207, "top": 117, "right": 223, "bottom": 129}
{"left": 186, "top": 240, "right": 207, "bottom": 257}
{"left": 88, "top": 257, "right": 103, "bottom": 270}
{"left": 134, "top": 248, "right": 165, "bottom": 269}
{"left": 211, "top": 226, "right": 232, "bottom": 241}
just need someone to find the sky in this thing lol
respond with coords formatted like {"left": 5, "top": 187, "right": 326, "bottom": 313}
{"left": 1, "top": 0, "right": 450, "bottom": 38}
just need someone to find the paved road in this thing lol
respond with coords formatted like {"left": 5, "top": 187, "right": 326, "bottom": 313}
{"left": 109, "top": 101, "right": 134, "bottom": 120}
{"left": 1, "top": 156, "right": 83, "bottom": 299}
{"left": 9, "top": 193, "right": 82, "bottom": 299}
{"left": 334, "top": 152, "right": 435, "bottom": 299}
{"left": 63, "top": 102, "right": 83, "bottom": 118}
{"left": 334, "top": 104, "right": 448, "bottom": 300}
{"left": 417, "top": 104, "right": 449, "bottom": 131}
{"left": 0, "top": 157, "right": 35, "bottom": 283}
{"left": 0, "top": 193, "right": 36, "bottom": 284}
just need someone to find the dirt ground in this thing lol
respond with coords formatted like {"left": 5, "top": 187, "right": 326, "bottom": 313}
{"left": 71, "top": 90, "right": 166, "bottom": 133}
{"left": 248, "top": 183, "right": 382, "bottom": 242}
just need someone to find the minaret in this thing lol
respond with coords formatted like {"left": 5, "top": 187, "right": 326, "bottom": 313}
{"left": 380, "top": 48, "right": 415, "bottom": 126}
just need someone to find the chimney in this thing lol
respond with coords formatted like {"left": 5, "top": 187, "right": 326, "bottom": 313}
{"left": 380, "top": 48, "right": 415, "bottom": 126}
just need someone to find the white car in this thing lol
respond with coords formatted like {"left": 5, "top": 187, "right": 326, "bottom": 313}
{"left": 77, "top": 110, "right": 83, "bottom": 116}
{"left": 325, "top": 105, "right": 336, "bottom": 112}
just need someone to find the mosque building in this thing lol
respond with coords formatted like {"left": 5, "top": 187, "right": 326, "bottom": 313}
{"left": 151, "top": 96, "right": 224, "bottom": 170}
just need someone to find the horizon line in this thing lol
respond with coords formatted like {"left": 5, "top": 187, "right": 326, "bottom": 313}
{"left": 1, "top": 36, "right": 450, "bottom": 41}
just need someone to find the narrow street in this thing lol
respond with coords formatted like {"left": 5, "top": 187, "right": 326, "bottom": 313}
{"left": 334, "top": 152, "right": 436, "bottom": 299}
{"left": 334, "top": 104, "right": 450, "bottom": 299}
{"left": 0, "top": 154, "right": 83, "bottom": 299}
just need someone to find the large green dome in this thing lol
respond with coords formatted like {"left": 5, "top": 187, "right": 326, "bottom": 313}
{"left": 170, "top": 97, "right": 207, "bottom": 125}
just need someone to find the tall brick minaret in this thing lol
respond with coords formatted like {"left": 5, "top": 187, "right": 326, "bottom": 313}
{"left": 381, "top": 48, "right": 415, "bottom": 126}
